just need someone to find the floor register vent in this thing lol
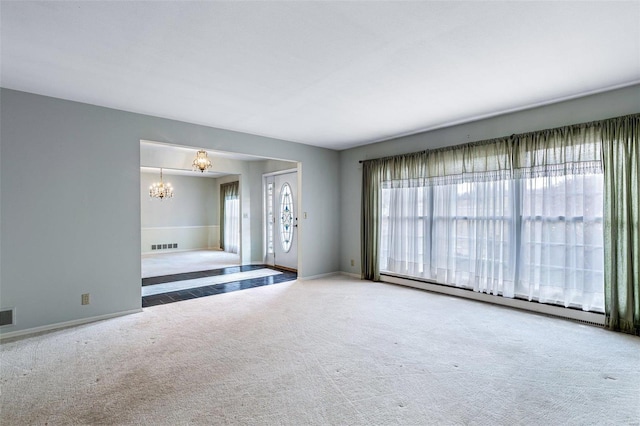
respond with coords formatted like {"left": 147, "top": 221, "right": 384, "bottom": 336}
{"left": 0, "top": 309, "right": 15, "bottom": 327}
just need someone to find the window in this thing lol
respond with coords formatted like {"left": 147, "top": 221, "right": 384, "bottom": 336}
{"left": 223, "top": 197, "right": 240, "bottom": 254}
{"left": 267, "top": 182, "right": 274, "bottom": 254}
{"left": 221, "top": 181, "right": 240, "bottom": 254}
{"left": 279, "top": 183, "right": 293, "bottom": 252}
{"left": 518, "top": 174, "right": 604, "bottom": 311}
{"left": 380, "top": 173, "right": 605, "bottom": 312}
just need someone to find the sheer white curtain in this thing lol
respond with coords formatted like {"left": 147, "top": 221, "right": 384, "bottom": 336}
{"left": 381, "top": 180, "right": 517, "bottom": 297}
{"left": 224, "top": 198, "right": 240, "bottom": 254}
{"left": 515, "top": 124, "right": 605, "bottom": 312}
{"left": 430, "top": 180, "right": 517, "bottom": 296}
{"left": 518, "top": 174, "right": 604, "bottom": 311}
{"left": 381, "top": 186, "right": 429, "bottom": 277}
{"left": 380, "top": 139, "right": 518, "bottom": 296}
{"left": 377, "top": 128, "right": 605, "bottom": 312}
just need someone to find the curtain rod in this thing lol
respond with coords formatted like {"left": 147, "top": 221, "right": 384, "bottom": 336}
{"left": 359, "top": 147, "right": 436, "bottom": 164}
{"left": 357, "top": 112, "right": 639, "bottom": 164}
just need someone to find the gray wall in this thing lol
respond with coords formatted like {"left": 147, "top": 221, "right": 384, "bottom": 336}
{"left": 3, "top": 84, "right": 637, "bottom": 335}
{"left": 262, "top": 159, "right": 297, "bottom": 174}
{"left": 141, "top": 172, "right": 216, "bottom": 228}
{"left": 338, "top": 84, "right": 640, "bottom": 275}
{"left": 0, "top": 89, "right": 339, "bottom": 334}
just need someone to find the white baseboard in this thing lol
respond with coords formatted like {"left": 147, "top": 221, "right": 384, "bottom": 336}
{"left": 0, "top": 308, "right": 143, "bottom": 341}
{"left": 298, "top": 271, "right": 340, "bottom": 281}
{"left": 382, "top": 274, "right": 605, "bottom": 326}
{"left": 298, "top": 271, "right": 361, "bottom": 280}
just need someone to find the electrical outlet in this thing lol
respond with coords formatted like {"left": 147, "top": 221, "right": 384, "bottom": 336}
{"left": 81, "top": 293, "right": 90, "bottom": 305}
{"left": 350, "top": 259, "right": 355, "bottom": 267}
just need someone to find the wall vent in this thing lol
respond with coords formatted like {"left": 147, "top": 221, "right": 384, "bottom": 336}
{"left": 570, "top": 318, "right": 605, "bottom": 328}
{"left": 151, "top": 243, "right": 178, "bottom": 251}
{"left": 0, "top": 309, "right": 15, "bottom": 327}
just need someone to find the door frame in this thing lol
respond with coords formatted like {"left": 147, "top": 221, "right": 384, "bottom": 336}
{"left": 262, "top": 168, "right": 300, "bottom": 269}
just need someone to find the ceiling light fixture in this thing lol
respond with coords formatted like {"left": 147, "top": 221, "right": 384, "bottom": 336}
{"left": 193, "top": 149, "right": 212, "bottom": 172}
{"left": 149, "top": 168, "right": 173, "bottom": 200}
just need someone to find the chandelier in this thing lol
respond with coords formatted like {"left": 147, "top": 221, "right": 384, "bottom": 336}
{"left": 193, "top": 149, "right": 212, "bottom": 172}
{"left": 149, "top": 168, "right": 173, "bottom": 200}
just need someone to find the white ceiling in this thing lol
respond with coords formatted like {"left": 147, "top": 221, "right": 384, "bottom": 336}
{"left": 2, "top": 1, "right": 639, "bottom": 150}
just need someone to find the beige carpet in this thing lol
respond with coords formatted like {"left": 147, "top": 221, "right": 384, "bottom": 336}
{"left": 141, "top": 249, "right": 240, "bottom": 278}
{"left": 1, "top": 275, "right": 639, "bottom": 425}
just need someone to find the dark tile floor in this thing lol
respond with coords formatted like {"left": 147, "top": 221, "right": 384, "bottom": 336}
{"left": 142, "top": 265, "right": 297, "bottom": 308}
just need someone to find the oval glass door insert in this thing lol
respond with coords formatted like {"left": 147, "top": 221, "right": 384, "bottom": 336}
{"left": 279, "top": 182, "right": 294, "bottom": 252}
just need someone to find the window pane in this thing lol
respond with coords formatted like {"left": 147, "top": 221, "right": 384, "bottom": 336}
{"left": 267, "top": 183, "right": 274, "bottom": 254}
{"left": 279, "top": 183, "right": 294, "bottom": 253}
{"left": 518, "top": 174, "right": 604, "bottom": 311}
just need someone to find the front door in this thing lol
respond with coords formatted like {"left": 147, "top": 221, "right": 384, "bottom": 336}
{"left": 265, "top": 172, "right": 298, "bottom": 271}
